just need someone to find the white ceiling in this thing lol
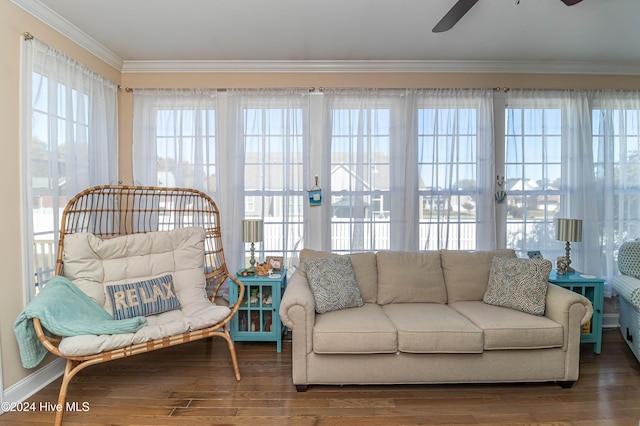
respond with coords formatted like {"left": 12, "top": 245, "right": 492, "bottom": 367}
{"left": 13, "top": 0, "right": 640, "bottom": 74}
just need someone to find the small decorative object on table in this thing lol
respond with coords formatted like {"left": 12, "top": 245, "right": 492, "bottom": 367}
{"left": 256, "top": 262, "right": 271, "bottom": 276}
{"left": 556, "top": 256, "right": 569, "bottom": 275}
{"left": 266, "top": 256, "right": 284, "bottom": 271}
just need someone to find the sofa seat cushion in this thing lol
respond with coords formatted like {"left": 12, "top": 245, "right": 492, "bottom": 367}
{"left": 376, "top": 251, "right": 447, "bottom": 304}
{"left": 382, "top": 303, "right": 483, "bottom": 353}
{"left": 449, "top": 301, "right": 563, "bottom": 350}
{"left": 313, "top": 303, "right": 397, "bottom": 354}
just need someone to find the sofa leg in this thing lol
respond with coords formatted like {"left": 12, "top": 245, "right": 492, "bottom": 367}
{"left": 557, "top": 381, "right": 575, "bottom": 388}
{"left": 295, "top": 385, "right": 309, "bottom": 392}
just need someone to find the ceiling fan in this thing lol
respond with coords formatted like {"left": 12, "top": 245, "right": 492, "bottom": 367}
{"left": 432, "top": 0, "right": 584, "bottom": 33}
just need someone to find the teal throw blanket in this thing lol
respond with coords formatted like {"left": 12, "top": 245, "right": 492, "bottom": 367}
{"left": 14, "top": 276, "right": 147, "bottom": 368}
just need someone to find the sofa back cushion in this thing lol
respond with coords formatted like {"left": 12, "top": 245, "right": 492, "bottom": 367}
{"left": 376, "top": 251, "right": 447, "bottom": 304}
{"left": 441, "top": 249, "right": 517, "bottom": 302}
{"left": 299, "top": 249, "right": 377, "bottom": 303}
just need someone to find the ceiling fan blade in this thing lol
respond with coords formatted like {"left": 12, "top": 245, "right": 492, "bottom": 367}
{"left": 560, "top": 0, "right": 583, "bottom": 5}
{"left": 432, "top": 0, "right": 479, "bottom": 33}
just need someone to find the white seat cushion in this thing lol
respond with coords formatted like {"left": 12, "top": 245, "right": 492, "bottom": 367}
{"left": 58, "top": 227, "right": 230, "bottom": 356}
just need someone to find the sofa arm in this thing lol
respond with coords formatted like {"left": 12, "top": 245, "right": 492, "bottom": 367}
{"left": 546, "top": 283, "right": 593, "bottom": 325}
{"left": 545, "top": 283, "right": 593, "bottom": 349}
{"left": 279, "top": 269, "right": 315, "bottom": 353}
{"left": 612, "top": 275, "right": 640, "bottom": 310}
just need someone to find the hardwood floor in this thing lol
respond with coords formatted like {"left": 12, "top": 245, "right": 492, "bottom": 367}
{"left": 2, "top": 328, "right": 640, "bottom": 425}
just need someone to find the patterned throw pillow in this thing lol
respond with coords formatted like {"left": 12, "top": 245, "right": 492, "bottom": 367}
{"left": 618, "top": 240, "right": 640, "bottom": 280}
{"left": 303, "top": 256, "right": 364, "bottom": 314}
{"left": 106, "top": 274, "right": 181, "bottom": 320}
{"left": 483, "top": 257, "right": 552, "bottom": 316}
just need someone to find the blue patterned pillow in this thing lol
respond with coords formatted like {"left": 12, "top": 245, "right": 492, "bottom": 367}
{"left": 483, "top": 257, "right": 551, "bottom": 316}
{"left": 107, "top": 275, "right": 181, "bottom": 320}
{"left": 303, "top": 256, "right": 364, "bottom": 314}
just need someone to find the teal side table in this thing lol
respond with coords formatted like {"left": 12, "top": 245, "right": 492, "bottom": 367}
{"left": 229, "top": 268, "right": 287, "bottom": 352}
{"left": 548, "top": 269, "right": 604, "bottom": 354}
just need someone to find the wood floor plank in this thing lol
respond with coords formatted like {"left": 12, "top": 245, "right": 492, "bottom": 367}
{"left": 1, "top": 328, "right": 639, "bottom": 425}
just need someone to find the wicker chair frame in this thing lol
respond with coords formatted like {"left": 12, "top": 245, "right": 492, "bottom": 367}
{"left": 31, "top": 185, "right": 245, "bottom": 425}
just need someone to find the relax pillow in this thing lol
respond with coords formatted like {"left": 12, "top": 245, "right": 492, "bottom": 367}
{"left": 483, "top": 257, "right": 552, "bottom": 316}
{"left": 303, "top": 256, "right": 364, "bottom": 314}
{"left": 106, "top": 274, "right": 181, "bottom": 320}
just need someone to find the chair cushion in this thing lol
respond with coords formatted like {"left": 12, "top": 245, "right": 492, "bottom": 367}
{"left": 376, "top": 251, "right": 447, "bottom": 304}
{"left": 382, "top": 303, "right": 483, "bottom": 353}
{"left": 58, "top": 227, "right": 231, "bottom": 356}
{"left": 449, "top": 301, "right": 563, "bottom": 350}
{"left": 483, "top": 257, "right": 551, "bottom": 315}
{"left": 303, "top": 256, "right": 364, "bottom": 314}
{"left": 440, "top": 249, "right": 517, "bottom": 302}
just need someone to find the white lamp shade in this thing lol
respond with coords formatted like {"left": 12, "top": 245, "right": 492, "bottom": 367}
{"left": 242, "top": 219, "right": 263, "bottom": 243}
{"left": 556, "top": 218, "right": 583, "bottom": 242}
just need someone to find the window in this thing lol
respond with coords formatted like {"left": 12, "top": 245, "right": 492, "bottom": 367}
{"left": 330, "top": 107, "right": 391, "bottom": 253}
{"left": 505, "top": 106, "right": 563, "bottom": 257}
{"left": 325, "top": 89, "right": 494, "bottom": 253}
{"left": 418, "top": 107, "right": 480, "bottom": 250}
{"left": 155, "top": 108, "right": 217, "bottom": 191}
{"left": 236, "top": 91, "right": 308, "bottom": 267}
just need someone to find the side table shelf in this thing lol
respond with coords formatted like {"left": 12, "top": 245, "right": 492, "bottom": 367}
{"left": 229, "top": 268, "right": 287, "bottom": 352}
{"left": 548, "top": 269, "right": 604, "bottom": 354}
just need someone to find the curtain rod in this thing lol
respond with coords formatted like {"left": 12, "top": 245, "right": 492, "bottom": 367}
{"left": 117, "top": 87, "right": 319, "bottom": 93}
{"left": 117, "top": 86, "right": 512, "bottom": 93}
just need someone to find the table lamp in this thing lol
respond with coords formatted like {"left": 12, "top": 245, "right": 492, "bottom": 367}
{"left": 555, "top": 218, "right": 582, "bottom": 272}
{"left": 243, "top": 219, "right": 263, "bottom": 272}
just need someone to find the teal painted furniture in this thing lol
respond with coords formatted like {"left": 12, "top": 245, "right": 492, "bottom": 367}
{"left": 548, "top": 270, "right": 604, "bottom": 354}
{"left": 612, "top": 241, "right": 640, "bottom": 363}
{"left": 230, "top": 269, "right": 287, "bottom": 352}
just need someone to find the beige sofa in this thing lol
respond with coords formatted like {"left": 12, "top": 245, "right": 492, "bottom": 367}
{"left": 279, "top": 248, "right": 593, "bottom": 391}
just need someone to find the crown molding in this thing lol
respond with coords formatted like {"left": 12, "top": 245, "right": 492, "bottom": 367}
{"left": 10, "top": 0, "right": 123, "bottom": 71}
{"left": 121, "top": 59, "right": 640, "bottom": 75}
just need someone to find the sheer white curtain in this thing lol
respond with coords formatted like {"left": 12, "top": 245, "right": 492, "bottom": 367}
{"left": 133, "top": 88, "right": 308, "bottom": 274}
{"left": 21, "top": 36, "right": 118, "bottom": 298}
{"left": 506, "top": 90, "right": 609, "bottom": 293}
{"left": 414, "top": 89, "right": 496, "bottom": 251}
{"left": 132, "top": 89, "right": 218, "bottom": 191}
{"left": 226, "top": 89, "right": 309, "bottom": 271}
{"left": 132, "top": 89, "right": 240, "bottom": 268}
{"left": 322, "top": 88, "right": 495, "bottom": 252}
{"left": 592, "top": 90, "right": 640, "bottom": 295}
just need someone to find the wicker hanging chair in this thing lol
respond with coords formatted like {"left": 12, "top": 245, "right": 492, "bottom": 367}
{"left": 30, "top": 185, "right": 245, "bottom": 425}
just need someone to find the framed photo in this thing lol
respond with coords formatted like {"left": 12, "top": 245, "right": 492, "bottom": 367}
{"left": 265, "top": 256, "right": 284, "bottom": 271}
{"left": 527, "top": 250, "right": 543, "bottom": 259}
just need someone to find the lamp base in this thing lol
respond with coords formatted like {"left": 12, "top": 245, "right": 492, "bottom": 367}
{"left": 564, "top": 241, "right": 574, "bottom": 273}
{"left": 248, "top": 242, "right": 257, "bottom": 272}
